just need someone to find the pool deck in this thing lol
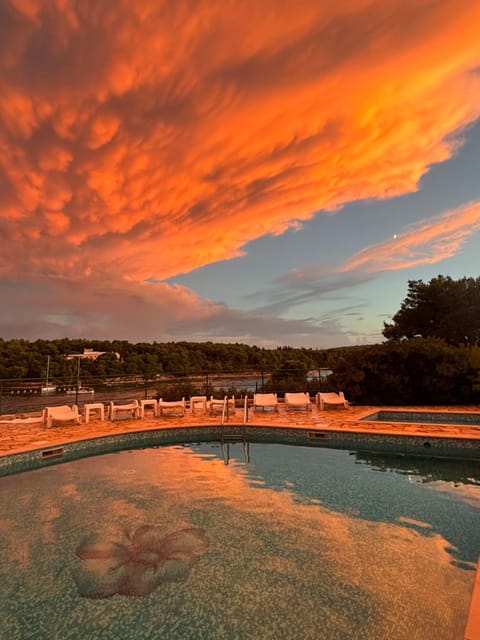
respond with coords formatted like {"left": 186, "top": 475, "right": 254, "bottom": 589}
{"left": 1, "top": 402, "right": 479, "bottom": 640}
{"left": 1, "top": 402, "right": 480, "bottom": 456}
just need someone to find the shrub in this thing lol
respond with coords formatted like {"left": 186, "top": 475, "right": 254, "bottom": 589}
{"left": 327, "top": 338, "right": 478, "bottom": 405}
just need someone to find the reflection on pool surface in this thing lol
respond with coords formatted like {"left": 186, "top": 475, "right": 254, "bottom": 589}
{"left": 0, "top": 443, "right": 479, "bottom": 640}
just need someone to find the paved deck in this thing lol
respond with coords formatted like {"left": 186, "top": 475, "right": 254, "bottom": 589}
{"left": 1, "top": 402, "right": 479, "bottom": 456}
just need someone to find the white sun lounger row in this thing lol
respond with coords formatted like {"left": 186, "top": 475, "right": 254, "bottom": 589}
{"left": 42, "top": 391, "right": 349, "bottom": 426}
{"left": 252, "top": 392, "right": 349, "bottom": 412}
{"left": 42, "top": 396, "right": 236, "bottom": 426}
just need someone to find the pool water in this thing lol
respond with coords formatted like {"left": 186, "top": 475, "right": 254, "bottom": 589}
{"left": 362, "top": 410, "right": 480, "bottom": 425}
{"left": 0, "top": 443, "right": 479, "bottom": 640}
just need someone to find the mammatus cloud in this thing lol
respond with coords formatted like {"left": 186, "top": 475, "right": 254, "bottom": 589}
{"left": 339, "top": 200, "right": 480, "bottom": 273}
{"left": 1, "top": 0, "right": 480, "bottom": 342}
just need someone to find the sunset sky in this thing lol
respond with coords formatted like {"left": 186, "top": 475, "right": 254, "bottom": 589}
{"left": 1, "top": 0, "right": 479, "bottom": 348}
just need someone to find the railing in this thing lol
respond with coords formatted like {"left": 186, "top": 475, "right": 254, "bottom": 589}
{"left": 0, "top": 372, "right": 261, "bottom": 416}
{"left": 0, "top": 369, "right": 329, "bottom": 416}
{"left": 243, "top": 395, "right": 249, "bottom": 424}
{"left": 221, "top": 396, "right": 228, "bottom": 425}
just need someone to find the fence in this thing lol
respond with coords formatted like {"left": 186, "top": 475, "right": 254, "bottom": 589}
{"left": 0, "top": 368, "right": 332, "bottom": 416}
{"left": 0, "top": 371, "right": 264, "bottom": 415}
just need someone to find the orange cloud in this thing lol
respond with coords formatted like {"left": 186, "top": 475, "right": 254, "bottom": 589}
{"left": 0, "top": 0, "right": 479, "bottom": 289}
{"left": 339, "top": 200, "right": 480, "bottom": 273}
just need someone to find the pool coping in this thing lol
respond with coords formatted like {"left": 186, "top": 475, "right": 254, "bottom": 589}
{"left": 1, "top": 422, "right": 480, "bottom": 474}
{"left": 466, "top": 558, "right": 480, "bottom": 640}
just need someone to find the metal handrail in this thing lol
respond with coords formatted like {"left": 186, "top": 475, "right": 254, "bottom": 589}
{"left": 221, "top": 395, "right": 228, "bottom": 425}
{"left": 243, "top": 395, "right": 249, "bottom": 424}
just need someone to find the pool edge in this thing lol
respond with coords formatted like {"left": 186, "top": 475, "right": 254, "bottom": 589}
{"left": 465, "top": 558, "right": 480, "bottom": 640}
{"left": 1, "top": 423, "right": 479, "bottom": 478}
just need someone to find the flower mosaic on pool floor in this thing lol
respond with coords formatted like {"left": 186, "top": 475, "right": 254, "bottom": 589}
{"left": 74, "top": 525, "right": 210, "bottom": 598}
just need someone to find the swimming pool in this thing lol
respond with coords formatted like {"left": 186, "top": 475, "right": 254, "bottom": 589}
{"left": 1, "top": 443, "right": 479, "bottom": 640}
{"left": 362, "top": 410, "right": 480, "bottom": 426}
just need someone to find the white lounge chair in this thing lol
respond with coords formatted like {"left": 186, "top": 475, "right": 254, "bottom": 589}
{"left": 43, "top": 405, "right": 80, "bottom": 428}
{"left": 209, "top": 395, "right": 235, "bottom": 415}
{"left": 109, "top": 400, "right": 140, "bottom": 421}
{"left": 316, "top": 392, "right": 349, "bottom": 410}
{"left": 253, "top": 393, "right": 278, "bottom": 412}
{"left": 285, "top": 392, "right": 311, "bottom": 411}
{"left": 158, "top": 398, "right": 186, "bottom": 416}
{"left": 0, "top": 415, "right": 44, "bottom": 424}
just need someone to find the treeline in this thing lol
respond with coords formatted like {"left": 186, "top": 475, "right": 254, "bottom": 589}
{"left": 328, "top": 338, "right": 480, "bottom": 405}
{"left": 0, "top": 338, "right": 354, "bottom": 381}
{"left": 2, "top": 337, "right": 479, "bottom": 405}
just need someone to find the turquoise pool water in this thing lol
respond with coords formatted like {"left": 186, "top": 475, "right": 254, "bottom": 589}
{"left": 362, "top": 410, "right": 480, "bottom": 425}
{"left": 0, "top": 443, "right": 479, "bottom": 640}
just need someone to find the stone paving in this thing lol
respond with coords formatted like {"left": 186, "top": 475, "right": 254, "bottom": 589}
{"left": 1, "top": 401, "right": 480, "bottom": 456}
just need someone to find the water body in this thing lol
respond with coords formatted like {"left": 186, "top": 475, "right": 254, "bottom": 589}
{"left": 1, "top": 443, "right": 478, "bottom": 640}
{"left": 363, "top": 410, "right": 480, "bottom": 426}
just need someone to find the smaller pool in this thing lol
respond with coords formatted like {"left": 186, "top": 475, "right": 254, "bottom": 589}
{"left": 362, "top": 410, "right": 480, "bottom": 426}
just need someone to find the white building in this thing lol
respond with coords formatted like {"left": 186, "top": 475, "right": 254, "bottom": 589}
{"left": 66, "top": 348, "right": 120, "bottom": 361}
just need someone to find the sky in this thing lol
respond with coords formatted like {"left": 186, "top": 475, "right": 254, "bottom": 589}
{"left": 0, "top": 0, "right": 479, "bottom": 348}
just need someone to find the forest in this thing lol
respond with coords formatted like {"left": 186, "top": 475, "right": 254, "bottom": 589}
{"left": 0, "top": 337, "right": 349, "bottom": 382}
{"left": 0, "top": 337, "right": 479, "bottom": 406}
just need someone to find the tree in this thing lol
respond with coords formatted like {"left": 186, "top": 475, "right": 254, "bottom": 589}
{"left": 328, "top": 339, "right": 477, "bottom": 405}
{"left": 383, "top": 275, "right": 480, "bottom": 346}
{"left": 267, "top": 358, "right": 309, "bottom": 393}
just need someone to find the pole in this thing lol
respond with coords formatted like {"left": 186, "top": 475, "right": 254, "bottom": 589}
{"left": 46, "top": 355, "right": 50, "bottom": 386}
{"left": 75, "top": 357, "right": 80, "bottom": 406}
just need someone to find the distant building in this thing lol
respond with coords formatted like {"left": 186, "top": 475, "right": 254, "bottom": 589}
{"left": 307, "top": 368, "right": 333, "bottom": 380}
{"left": 66, "top": 348, "right": 120, "bottom": 361}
